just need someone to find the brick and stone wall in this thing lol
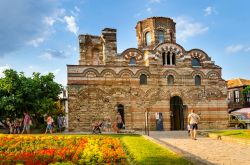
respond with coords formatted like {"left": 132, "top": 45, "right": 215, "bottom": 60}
{"left": 67, "top": 17, "right": 228, "bottom": 131}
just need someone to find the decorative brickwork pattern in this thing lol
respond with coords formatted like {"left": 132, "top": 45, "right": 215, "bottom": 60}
{"left": 67, "top": 17, "right": 228, "bottom": 131}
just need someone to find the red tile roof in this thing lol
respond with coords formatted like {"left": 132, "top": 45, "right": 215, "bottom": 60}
{"left": 227, "top": 78, "right": 250, "bottom": 88}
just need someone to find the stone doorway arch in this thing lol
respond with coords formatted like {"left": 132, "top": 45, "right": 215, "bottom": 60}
{"left": 116, "top": 104, "right": 125, "bottom": 129}
{"left": 170, "top": 96, "right": 185, "bottom": 130}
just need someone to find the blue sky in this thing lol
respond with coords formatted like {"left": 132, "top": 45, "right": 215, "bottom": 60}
{"left": 0, "top": 0, "right": 250, "bottom": 86}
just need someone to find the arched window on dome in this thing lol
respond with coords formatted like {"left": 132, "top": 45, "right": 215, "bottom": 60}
{"left": 162, "top": 52, "right": 166, "bottom": 65}
{"left": 140, "top": 74, "right": 147, "bottom": 85}
{"left": 172, "top": 53, "right": 176, "bottom": 65}
{"left": 167, "top": 75, "right": 174, "bottom": 85}
{"left": 167, "top": 52, "right": 171, "bottom": 65}
{"left": 158, "top": 30, "right": 164, "bottom": 44}
{"left": 192, "top": 58, "right": 201, "bottom": 67}
{"left": 145, "top": 32, "right": 151, "bottom": 46}
{"left": 129, "top": 57, "right": 136, "bottom": 65}
{"left": 195, "top": 75, "right": 201, "bottom": 86}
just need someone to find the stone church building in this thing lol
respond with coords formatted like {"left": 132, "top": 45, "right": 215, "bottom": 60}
{"left": 67, "top": 17, "right": 228, "bottom": 131}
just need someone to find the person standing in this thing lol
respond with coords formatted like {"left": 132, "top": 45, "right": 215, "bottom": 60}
{"left": 188, "top": 109, "right": 200, "bottom": 140}
{"left": 7, "top": 119, "right": 13, "bottom": 134}
{"left": 13, "top": 119, "right": 21, "bottom": 134}
{"left": 116, "top": 112, "right": 123, "bottom": 133}
{"left": 57, "top": 114, "right": 65, "bottom": 133}
{"left": 45, "top": 115, "right": 54, "bottom": 134}
{"left": 22, "top": 112, "right": 31, "bottom": 134}
{"left": 103, "top": 116, "right": 111, "bottom": 132}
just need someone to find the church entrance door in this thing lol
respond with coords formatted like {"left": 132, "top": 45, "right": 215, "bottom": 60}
{"left": 170, "top": 96, "right": 184, "bottom": 130}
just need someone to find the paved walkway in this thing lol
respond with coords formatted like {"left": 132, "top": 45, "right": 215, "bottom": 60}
{"left": 147, "top": 131, "right": 250, "bottom": 165}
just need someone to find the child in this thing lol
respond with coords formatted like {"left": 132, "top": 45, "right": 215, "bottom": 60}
{"left": 92, "top": 120, "right": 103, "bottom": 134}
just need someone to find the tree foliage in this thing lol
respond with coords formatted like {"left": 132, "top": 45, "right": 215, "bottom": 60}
{"left": 242, "top": 85, "right": 250, "bottom": 95}
{"left": 0, "top": 69, "right": 63, "bottom": 126}
{"left": 242, "top": 85, "right": 250, "bottom": 102}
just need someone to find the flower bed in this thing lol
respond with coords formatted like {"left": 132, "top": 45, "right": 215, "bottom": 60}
{"left": 0, "top": 135, "right": 126, "bottom": 164}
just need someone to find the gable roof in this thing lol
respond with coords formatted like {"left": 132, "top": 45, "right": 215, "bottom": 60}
{"left": 227, "top": 78, "right": 250, "bottom": 88}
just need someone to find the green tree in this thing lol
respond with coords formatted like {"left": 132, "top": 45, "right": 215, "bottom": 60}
{"left": 0, "top": 69, "right": 63, "bottom": 127}
{"left": 242, "top": 85, "right": 250, "bottom": 102}
{"left": 242, "top": 86, "right": 250, "bottom": 95}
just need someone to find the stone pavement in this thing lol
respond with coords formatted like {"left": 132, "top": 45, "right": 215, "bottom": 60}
{"left": 146, "top": 131, "right": 250, "bottom": 165}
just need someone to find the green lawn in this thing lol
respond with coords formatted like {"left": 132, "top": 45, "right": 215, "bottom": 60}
{"left": 210, "top": 130, "right": 250, "bottom": 139}
{"left": 120, "top": 135, "right": 192, "bottom": 165}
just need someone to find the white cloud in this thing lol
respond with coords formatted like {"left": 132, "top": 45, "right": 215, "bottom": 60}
{"left": 0, "top": 64, "right": 11, "bottom": 77}
{"left": 146, "top": 7, "right": 152, "bottom": 13}
{"left": 74, "top": 6, "right": 80, "bottom": 13}
{"left": 27, "top": 37, "right": 45, "bottom": 47}
{"left": 40, "top": 52, "right": 53, "bottom": 60}
{"left": 176, "top": 17, "right": 209, "bottom": 41}
{"left": 64, "top": 16, "right": 79, "bottom": 35}
{"left": 43, "top": 16, "right": 56, "bottom": 26}
{"left": 0, "top": 0, "right": 59, "bottom": 57}
{"left": 0, "top": 1, "right": 78, "bottom": 56}
{"left": 226, "top": 44, "right": 244, "bottom": 53}
{"left": 53, "top": 8, "right": 66, "bottom": 23}
{"left": 40, "top": 49, "right": 69, "bottom": 60}
{"left": 71, "top": 6, "right": 81, "bottom": 17}
{"left": 27, "top": 8, "right": 67, "bottom": 48}
{"left": 204, "top": 6, "right": 216, "bottom": 16}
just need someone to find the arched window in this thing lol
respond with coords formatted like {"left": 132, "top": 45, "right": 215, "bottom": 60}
{"left": 158, "top": 30, "right": 164, "bottom": 43}
{"left": 172, "top": 53, "right": 176, "bottom": 65}
{"left": 167, "top": 52, "right": 170, "bottom": 65}
{"left": 167, "top": 75, "right": 174, "bottom": 85}
{"left": 129, "top": 57, "right": 136, "bottom": 65}
{"left": 140, "top": 74, "right": 147, "bottom": 85}
{"left": 192, "top": 58, "right": 201, "bottom": 67}
{"left": 195, "top": 75, "right": 201, "bottom": 86}
{"left": 145, "top": 32, "right": 151, "bottom": 46}
{"left": 162, "top": 52, "right": 166, "bottom": 65}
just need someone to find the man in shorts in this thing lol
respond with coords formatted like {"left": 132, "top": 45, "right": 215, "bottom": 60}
{"left": 188, "top": 109, "right": 200, "bottom": 140}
